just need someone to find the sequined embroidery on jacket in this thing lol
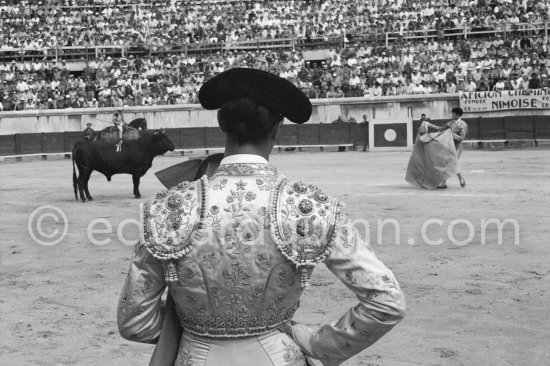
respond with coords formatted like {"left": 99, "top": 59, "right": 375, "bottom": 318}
{"left": 269, "top": 177, "right": 345, "bottom": 286}
{"left": 140, "top": 177, "right": 207, "bottom": 261}
{"left": 140, "top": 177, "right": 208, "bottom": 282}
{"left": 213, "top": 163, "right": 278, "bottom": 177}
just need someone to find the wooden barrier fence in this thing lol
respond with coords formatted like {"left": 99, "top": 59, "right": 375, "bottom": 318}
{"left": 0, "top": 123, "right": 368, "bottom": 158}
{"left": 2, "top": 115, "right": 550, "bottom": 158}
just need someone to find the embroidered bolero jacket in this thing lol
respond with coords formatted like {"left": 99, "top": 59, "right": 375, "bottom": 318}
{"left": 118, "top": 162, "right": 406, "bottom": 366}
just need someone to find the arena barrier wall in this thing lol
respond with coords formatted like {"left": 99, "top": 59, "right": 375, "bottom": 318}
{"left": 0, "top": 123, "right": 368, "bottom": 158}
{"left": 0, "top": 94, "right": 461, "bottom": 135}
{"left": 1, "top": 95, "right": 550, "bottom": 157}
{"left": 4, "top": 94, "right": 550, "bottom": 136}
{"left": 2, "top": 115, "right": 550, "bottom": 158}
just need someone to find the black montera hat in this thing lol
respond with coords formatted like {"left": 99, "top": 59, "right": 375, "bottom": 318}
{"left": 198, "top": 68, "right": 312, "bottom": 124}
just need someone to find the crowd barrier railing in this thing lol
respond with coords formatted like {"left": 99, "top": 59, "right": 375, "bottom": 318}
{"left": 12, "top": 3, "right": 155, "bottom": 10}
{"left": 1, "top": 21, "right": 548, "bottom": 63}
{"left": 383, "top": 21, "right": 549, "bottom": 46}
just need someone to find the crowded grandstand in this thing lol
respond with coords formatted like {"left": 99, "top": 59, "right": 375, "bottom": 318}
{"left": 0, "top": 0, "right": 549, "bottom": 110}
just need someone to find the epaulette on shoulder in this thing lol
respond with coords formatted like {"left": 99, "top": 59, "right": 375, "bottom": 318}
{"left": 140, "top": 176, "right": 208, "bottom": 263}
{"left": 269, "top": 177, "right": 345, "bottom": 287}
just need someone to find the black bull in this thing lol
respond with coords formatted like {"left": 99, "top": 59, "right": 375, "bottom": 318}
{"left": 72, "top": 129, "right": 175, "bottom": 201}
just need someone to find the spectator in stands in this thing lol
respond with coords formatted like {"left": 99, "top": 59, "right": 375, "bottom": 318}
{"left": 493, "top": 78, "right": 506, "bottom": 91}
{"left": 1, "top": 0, "right": 550, "bottom": 108}
{"left": 446, "top": 80, "right": 457, "bottom": 93}
{"left": 371, "top": 82, "right": 383, "bottom": 96}
{"left": 528, "top": 72, "right": 541, "bottom": 89}
{"left": 26, "top": 98, "right": 36, "bottom": 110}
{"left": 13, "top": 97, "right": 25, "bottom": 111}
{"left": 540, "top": 74, "right": 550, "bottom": 88}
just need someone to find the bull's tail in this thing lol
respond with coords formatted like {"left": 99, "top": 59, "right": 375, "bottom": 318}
{"left": 72, "top": 148, "right": 78, "bottom": 201}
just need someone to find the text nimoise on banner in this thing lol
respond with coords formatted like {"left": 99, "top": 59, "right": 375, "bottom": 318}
{"left": 460, "top": 90, "right": 550, "bottom": 112}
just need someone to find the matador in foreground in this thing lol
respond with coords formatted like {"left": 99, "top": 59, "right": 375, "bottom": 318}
{"left": 117, "top": 68, "right": 406, "bottom": 366}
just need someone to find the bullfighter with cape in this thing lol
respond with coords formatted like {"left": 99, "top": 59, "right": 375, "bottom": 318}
{"left": 406, "top": 118, "right": 461, "bottom": 189}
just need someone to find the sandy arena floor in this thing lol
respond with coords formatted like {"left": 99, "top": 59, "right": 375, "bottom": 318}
{"left": 0, "top": 149, "right": 549, "bottom": 366}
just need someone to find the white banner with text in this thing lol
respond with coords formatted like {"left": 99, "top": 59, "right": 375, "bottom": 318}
{"left": 460, "top": 90, "right": 550, "bottom": 112}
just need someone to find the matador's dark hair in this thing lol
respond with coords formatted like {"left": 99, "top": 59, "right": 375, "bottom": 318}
{"left": 218, "top": 98, "right": 283, "bottom": 144}
{"left": 451, "top": 107, "right": 463, "bottom": 117}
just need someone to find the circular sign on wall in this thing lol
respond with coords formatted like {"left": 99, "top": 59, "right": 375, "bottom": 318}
{"left": 384, "top": 128, "right": 397, "bottom": 142}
